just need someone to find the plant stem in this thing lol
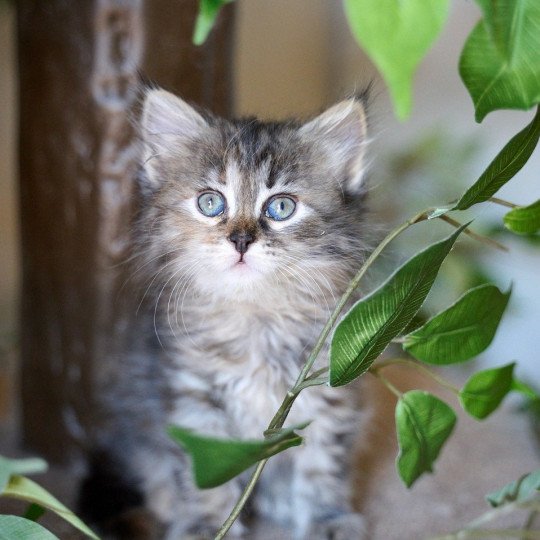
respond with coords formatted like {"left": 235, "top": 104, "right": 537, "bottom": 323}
{"left": 213, "top": 209, "right": 431, "bottom": 539}
{"left": 490, "top": 196, "right": 519, "bottom": 209}
{"left": 369, "top": 370, "right": 403, "bottom": 398}
{"left": 373, "top": 357, "right": 460, "bottom": 395}
{"left": 438, "top": 214, "right": 508, "bottom": 252}
{"left": 214, "top": 459, "right": 268, "bottom": 540}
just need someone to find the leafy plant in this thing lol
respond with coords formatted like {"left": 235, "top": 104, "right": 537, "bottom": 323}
{"left": 185, "top": 1, "right": 540, "bottom": 538}
{"left": 0, "top": 454, "right": 99, "bottom": 539}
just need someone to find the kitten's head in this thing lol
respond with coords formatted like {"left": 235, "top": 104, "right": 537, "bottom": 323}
{"left": 137, "top": 89, "right": 370, "bottom": 306}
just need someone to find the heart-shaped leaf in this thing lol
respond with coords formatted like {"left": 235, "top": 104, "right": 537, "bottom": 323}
{"left": 460, "top": 0, "right": 540, "bottom": 122}
{"left": 487, "top": 469, "right": 540, "bottom": 507}
{"left": 168, "top": 424, "right": 308, "bottom": 488}
{"left": 343, "top": 0, "right": 450, "bottom": 120}
{"left": 403, "top": 284, "right": 510, "bottom": 364}
{"left": 0, "top": 516, "right": 59, "bottom": 540}
{"left": 396, "top": 391, "right": 457, "bottom": 488}
{"left": 459, "top": 363, "right": 515, "bottom": 419}
{"left": 504, "top": 199, "right": 540, "bottom": 235}
{"left": 330, "top": 225, "right": 465, "bottom": 387}
{"left": 2, "top": 476, "right": 99, "bottom": 539}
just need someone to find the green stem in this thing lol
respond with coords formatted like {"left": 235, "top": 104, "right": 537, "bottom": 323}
{"left": 369, "top": 370, "right": 403, "bottom": 398}
{"left": 213, "top": 209, "right": 431, "bottom": 539}
{"left": 373, "top": 357, "right": 460, "bottom": 395}
{"left": 214, "top": 460, "right": 268, "bottom": 540}
{"left": 512, "top": 379, "right": 540, "bottom": 400}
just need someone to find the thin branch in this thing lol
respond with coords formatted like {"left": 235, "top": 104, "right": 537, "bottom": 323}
{"left": 373, "top": 357, "right": 460, "bottom": 395}
{"left": 490, "top": 197, "right": 519, "bottom": 209}
{"left": 438, "top": 214, "right": 508, "bottom": 252}
{"left": 369, "top": 370, "right": 403, "bottom": 398}
{"left": 214, "top": 460, "right": 268, "bottom": 540}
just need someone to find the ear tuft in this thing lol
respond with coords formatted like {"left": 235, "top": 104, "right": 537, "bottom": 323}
{"left": 300, "top": 98, "right": 368, "bottom": 194}
{"left": 139, "top": 89, "right": 208, "bottom": 192}
{"left": 142, "top": 89, "right": 207, "bottom": 141}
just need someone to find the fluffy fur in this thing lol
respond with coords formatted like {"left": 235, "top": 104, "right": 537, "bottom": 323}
{"left": 80, "top": 88, "right": 372, "bottom": 539}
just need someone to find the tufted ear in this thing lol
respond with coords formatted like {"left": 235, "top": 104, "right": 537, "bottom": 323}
{"left": 140, "top": 89, "right": 209, "bottom": 190}
{"left": 300, "top": 98, "right": 368, "bottom": 194}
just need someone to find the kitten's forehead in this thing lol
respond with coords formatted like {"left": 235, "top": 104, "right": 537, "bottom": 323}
{"left": 214, "top": 121, "right": 305, "bottom": 216}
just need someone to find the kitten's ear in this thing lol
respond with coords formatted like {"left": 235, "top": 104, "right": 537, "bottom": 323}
{"left": 140, "top": 89, "right": 208, "bottom": 190}
{"left": 300, "top": 99, "right": 368, "bottom": 194}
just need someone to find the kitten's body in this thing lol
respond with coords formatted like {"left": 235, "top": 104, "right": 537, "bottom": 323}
{"left": 81, "top": 90, "right": 371, "bottom": 539}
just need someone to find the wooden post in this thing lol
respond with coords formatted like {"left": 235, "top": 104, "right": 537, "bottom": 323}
{"left": 17, "top": 0, "right": 235, "bottom": 461}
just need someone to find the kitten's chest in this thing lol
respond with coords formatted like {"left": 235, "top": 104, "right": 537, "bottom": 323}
{"left": 175, "top": 307, "right": 324, "bottom": 436}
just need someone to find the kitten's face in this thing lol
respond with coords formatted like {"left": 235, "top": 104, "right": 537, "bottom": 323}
{"left": 139, "top": 90, "right": 369, "bottom": 305}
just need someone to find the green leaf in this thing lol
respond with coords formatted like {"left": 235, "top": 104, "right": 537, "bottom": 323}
{"left": 168, "top": 424, "right": 308, "bottom": 489}
{"left": 0, "top": 515, "right": 59, "bottom": 540}
{"left": 343, "top": 0, "right": 450, "bottom": 120}
{"left": 0, "top": 455, "right": 48, "bottom": 493}
{"left": 487, "top": 469, "right": 540, "bottom": 507}
{"left": 403, "top": 284, "right": 510, "bottom": 364}
{"left": 454, "top": 107, "right": 540, "bottom": 211}
{"left": 396, "top": 391, "right": 457, "bottom": 488}
{"left": 459, "top": 363, "right": 515, "bottom": 419}
{"left": 2, "top": 476, "right": 99, "bottom": 539}
{"left": 504, "top": 199, "right": 540, "bottom": 235}
{"left": 24, "top": 503, "right": 46, "bottom": 522}
{"left": 459, "top": 1, "right": 540, "bottom": 122}
{"left": 329, "top": 226, "right": 465, "bottom": 387}
{"left": 193, "top": 0, "right": 234, "bottom": 46}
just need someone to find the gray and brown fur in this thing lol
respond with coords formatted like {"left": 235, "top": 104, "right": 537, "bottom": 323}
{"left": 80, "top": 88, "right": 372, "bottom": 539}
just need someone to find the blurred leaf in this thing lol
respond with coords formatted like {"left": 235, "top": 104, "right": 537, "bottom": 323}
{"left": 454, "top": 107, "right": 540, "bottom": 211}
{"left": 459, "top": 363, "right": 515, "bottom": 419}
{"left": 330, "top": 226, "right": 465, "bottom": 387}
{"left": 396, "top": 391, "right": 457, "bottom": 488}
{"left": 2, "top": 476, "right": 99, "bottom": 539}
{"left": 193, "top": 0, "right": 234, "bottom": 46}
{"left": 459, "top": 0, "right": 540, "bottom": 122}
{"left": 24, "top": 503, "right": 46, "bottom": 522}
{"left": 343, "top": 0, "right": 450, "bottom": 120}
{"left": 487, "top": 469, "right": 540, "bottom": 507}
{"left": 0, "top": 516, "right": 59, "bottom": 540}
{"left": 403, "top": 284, "right": 510, "bottom": 364}
{"left": 512, "top": 379, "right": 540, "bottom": 400}
{"left": 0, "top": 456, "right": 47, "bottom": 493}
{"left": 168, "top": 424, "right": 308, "bottom": 489}
{"left": 504, "top": 199, "right": 540, "bottom": 235}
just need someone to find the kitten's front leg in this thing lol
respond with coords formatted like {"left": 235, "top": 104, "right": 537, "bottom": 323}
{"left": 289, "top": 390, "right": 368, "bottom": 540}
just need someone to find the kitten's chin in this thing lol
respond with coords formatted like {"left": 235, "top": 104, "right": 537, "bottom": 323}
{"left": 192, "top": 259, "right": 269, "bottom": 301}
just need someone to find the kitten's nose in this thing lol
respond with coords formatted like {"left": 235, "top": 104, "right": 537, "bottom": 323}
{"left": 228, "top": 231, "right": 254, "bottom": 255}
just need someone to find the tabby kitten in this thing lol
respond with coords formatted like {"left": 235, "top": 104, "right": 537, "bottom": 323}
{"left": 81, "top": 88, "right": 371, "bottom": 540}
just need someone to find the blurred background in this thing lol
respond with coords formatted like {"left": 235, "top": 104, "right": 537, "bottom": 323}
{"left": 1, "top": 1, "right": 539, "bottom": 538}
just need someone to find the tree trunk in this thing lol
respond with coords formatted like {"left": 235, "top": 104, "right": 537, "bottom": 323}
{"left": 17, "top": 0, "right": 235, "bottom": 462}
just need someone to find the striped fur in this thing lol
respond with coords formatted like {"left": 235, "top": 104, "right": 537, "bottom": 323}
{"left": 83, "top": 89, "right": 373, "bottom": 539}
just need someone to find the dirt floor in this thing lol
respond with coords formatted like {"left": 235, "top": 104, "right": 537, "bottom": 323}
{"left": 1, "top": 354, "right": 539, "bottom": 540}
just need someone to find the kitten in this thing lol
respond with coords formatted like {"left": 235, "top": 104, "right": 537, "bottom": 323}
{"left": 80, "top": 88, "right": 371, "bottom": 540}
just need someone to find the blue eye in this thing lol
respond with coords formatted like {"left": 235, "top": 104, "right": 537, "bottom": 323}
{"left": 197, "top": 191, "right": 225, "bottom": 217}
{"left": 265, "top": 196, "right": 296, "bottom": 221}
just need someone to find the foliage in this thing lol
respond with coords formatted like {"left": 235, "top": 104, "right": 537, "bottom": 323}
{"left": 0, "top": 455, "right": 99, "bottom": 539}
{"left": 168, "top": 424, "right": 308, "bottom": 488}
{"left": 343, "top": 0, "right": 450, "bottom": 119}
{"left": 186, "top": 1, "right": 540, "bottom": 538}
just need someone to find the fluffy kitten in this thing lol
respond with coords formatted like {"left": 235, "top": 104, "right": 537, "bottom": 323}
{"left": 80, "top": 88, "right": 371, "bottom": 540}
